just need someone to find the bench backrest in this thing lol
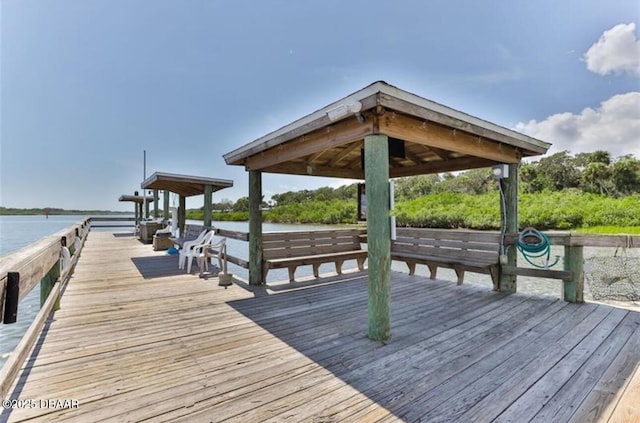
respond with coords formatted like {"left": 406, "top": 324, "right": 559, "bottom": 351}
{"left": 183, "top": 224, "right": 206, "bottom": 240}
{"left": 263, "top": 229, "right": 363, "bottom": 260}
{"left": 392, "top": 228, "right": 500, "bottom": 263}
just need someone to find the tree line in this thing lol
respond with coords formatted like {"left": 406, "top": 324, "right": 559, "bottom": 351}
{"left": 189, "top": 150, "right": 640, "bottom": 229}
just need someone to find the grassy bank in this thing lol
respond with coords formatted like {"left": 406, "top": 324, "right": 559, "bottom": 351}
{"left": 395, "top": 190, "right": 640, "bottom": 230}
{"left": 203, "top": 190, "right": 640, "bottom": 232}
{"left": 575, "top": 226, "right": 640, "bottom": 234}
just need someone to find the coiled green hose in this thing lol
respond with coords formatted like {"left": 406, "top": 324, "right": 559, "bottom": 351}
{"left": 516, "top": 227, "right": 560, "bottom": 269}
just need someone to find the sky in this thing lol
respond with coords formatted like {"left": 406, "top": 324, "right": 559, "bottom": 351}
{"left": 1, "top": 0, "right": 639, "bottom": 211}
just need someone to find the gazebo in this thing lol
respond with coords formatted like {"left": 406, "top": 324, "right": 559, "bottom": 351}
{"left": 141, "top": 171, "right": 233, "bottom": 235}
{"left": 223, "top": 81, "right": 551, "bottom": 340}
{"left": 118, "top": 194, "right": 155, "bottom": 226}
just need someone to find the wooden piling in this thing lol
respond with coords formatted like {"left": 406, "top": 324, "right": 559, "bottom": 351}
{"left": 499, "top": 163, "right": 519, "bottom": 293}
{"left": 249, "top": 170, "right": 264, "bottom": 285}
{"left": 563, "top": 245, "right": 584, "bottom": 303}
{"left": 153, "top": 189, "right": 159, "bottom": 218}
{"left": 178, "top": 195, "right": 186, "bottom": 237}
{"left": 40, "top": 260, "right": 60, "bottom": 309}
{"left": 144, "top": 196, "right": 150, "bottom": 219}
{"left": 3, "top": 272, "right": 19, "bottom": 324}
{"left": 203, "top": 184, "right": 213, "bottom": 228}
{"left": 163, "top": 190, "right": 170, "bottom": 219}
{"left": 134, "top": 202, "right": 140, "bottom": 227}
{"left": 364, "top": 134, "right": 391, "bottom": 341}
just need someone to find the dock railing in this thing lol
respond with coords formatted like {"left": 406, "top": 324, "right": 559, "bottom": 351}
{"left": 206, "top": 226, "right": 250, "bottom": 269}
{"left": 204, "top": 225, "right": 367, "bottom": 273}
{"left": 0, "top": 218, "right": 90, "bottom": 400}
{"left": 203, "top": 224, "right": 639, "bottom": 303}
{"left": 89, "top": 216, "right": 136, "bottom": 228}
{"left": 503, "top": 232, "right": 638, "bottom": 302}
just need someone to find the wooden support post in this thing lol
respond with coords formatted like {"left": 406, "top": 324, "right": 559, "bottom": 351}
{"left": 249, "top": 170, "right": 264, "bottom": 285}
{"left": 153, "top": 189, "right": 159, "bottom": 218}
{"left": 163, "top": 190, "right": 170, "bottom": 220}
{"left": 564, "top": 245, "right": 584, "bottom": 303}
{"left": 178, "top": 195, "right": 186, "bottom": 238}
{"left": 3, "top": 272, "right": 19, "bottom": 324}
{"left": 144, "top": 196, "right": 150, "bottom": 219}
{"left": 499, "top": 162, "right": 519, "bottom": 293}
{"left": 365, "top": 134, "right": 391, "bottom": 342}
{"left": 40, "top": 260, "right": 60, "bottom": 309}
{"left": 203, "top": 184, "right": 213, "bottom": 228}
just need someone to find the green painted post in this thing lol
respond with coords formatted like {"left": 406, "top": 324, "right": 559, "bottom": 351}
{"left": 365, "top": 134, "right": 391, "bottom": 342}
{"left": 178, "top": 195, "right": 186, "bottom": 237}
{"left": 203, "top": 184, "right": 213, "bottom": 228}
{"left": 153, "top": 189, "right": 159, "bottom": 218}
{"left": 564, "top": 245, "right": 584, "bottom": 303}
{"left": 163, "top": 190, "right": 170, "bottom": 219}
{"left": 249, "top": 170, "right": 264, "bottom": 285}
{"left": 499, "top": 163, "right": 519, "bottom": 293}
{"left": 40, "top": 261, "right": 60, "bottom": 309}
{"left": 144, "top": 196, "right": 150, "bottom": 219}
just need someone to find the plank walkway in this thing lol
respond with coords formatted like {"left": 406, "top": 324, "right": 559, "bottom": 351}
{"left": 2, "top": 231, "right": 639, "bottom": 422}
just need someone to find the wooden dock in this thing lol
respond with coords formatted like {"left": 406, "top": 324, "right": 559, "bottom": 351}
{"left": 2, "top": 231, "right": 639, "bottom": 422}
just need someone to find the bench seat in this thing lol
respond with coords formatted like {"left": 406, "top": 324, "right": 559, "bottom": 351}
{"left": 263, "top": 229, "right": 367, "bottom": 282}
{"left": 170, "top": 224, "right": 207, "bottom": 248}
{"left": 391, "top": 228, "right": 500, "bottom": 289}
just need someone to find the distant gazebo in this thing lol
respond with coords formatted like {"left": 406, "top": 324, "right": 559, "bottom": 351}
{"left": 118, "top": 194, "right": 155, "bottom": 226}
{"left": 224, "top": 81, "right": 550, "bottom": 340}
{"left": 141, "top": 172, "right": 233, "bottom": 235}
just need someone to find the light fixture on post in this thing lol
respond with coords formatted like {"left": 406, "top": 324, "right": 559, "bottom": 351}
{"left": 491, "top": 164, "right": 509, "bottom": 179}
{"left": 326, "top": 100, "right": 363, "bottom": 122}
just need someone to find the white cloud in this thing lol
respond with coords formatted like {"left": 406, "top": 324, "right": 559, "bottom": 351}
{"left": 583, "top": 23, "right": 640, "bottom": 76}
{"left": 516, "top": 92, "right": 640, "bottom": 158}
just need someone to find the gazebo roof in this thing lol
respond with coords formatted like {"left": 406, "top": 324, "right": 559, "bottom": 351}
{"left": 141, "top": 172, "right": 233, "bottom": 197}
{"left": 224, "top": 81, "right": 551, "bottom": 178}
{"left": 118, "top": 195, "right": 155, "bottom": 204}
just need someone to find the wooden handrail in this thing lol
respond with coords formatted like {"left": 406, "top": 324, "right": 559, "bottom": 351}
{"left": 0, "top": 218, "right": 90, "bottom": 322}
{"left": 503, "top": 232, "right": 639, "bottom": 248}
{"left": 89, "top": 216, "right": 136, "bottom": 222}
{"left": 0, "top": 218, "right": 90, "bottom": 400}
{"left": 89, "top": 216, "right": 136, "bottom": 228}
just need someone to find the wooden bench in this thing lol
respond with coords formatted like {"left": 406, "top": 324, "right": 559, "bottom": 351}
{"left": 263, "top": 229, "right": 367, "bottom": 282}
{"left": 170, "top": 224, "right": 207, "bottom": 248}
{"left": 391, "top": 228, "right": 501, "bottom": 289}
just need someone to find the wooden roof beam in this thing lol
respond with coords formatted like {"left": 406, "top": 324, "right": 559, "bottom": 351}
{"left": 390, "top": 157, "right": 496, "bottom": 178}
{"left": 263, "top": 162, "right": 364, "bottom": 179}
{"left": 423, "top": 145, "right": 450, "bottom": 160}
{"left": 306, "top": 149, "right": 328, "bottom": 165}
{"left": 329, "top": 141, "right": 362, "bottom": 166}
{"left": 403, "top": 149, "right": 424, "bottom": 165}
{"left": 379, "top": 113, "right": 521, "bottom": 164}
{"left": 245, "top": 116, "right": 374, "bottom": 171}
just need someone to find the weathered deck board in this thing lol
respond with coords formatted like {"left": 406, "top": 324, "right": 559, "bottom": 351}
{"left": 2, "top": 231, "right": 639, "bottom": 422}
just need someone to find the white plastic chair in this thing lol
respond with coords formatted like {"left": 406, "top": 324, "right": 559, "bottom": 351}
{"left": 183, "top": 231, "right": 216, "bottom": 273}
{"left": 178, "top": 229, "right": 209, "bottom": 270}
{"left": 197, "top": 237, "right": 227, "bottom": 275}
